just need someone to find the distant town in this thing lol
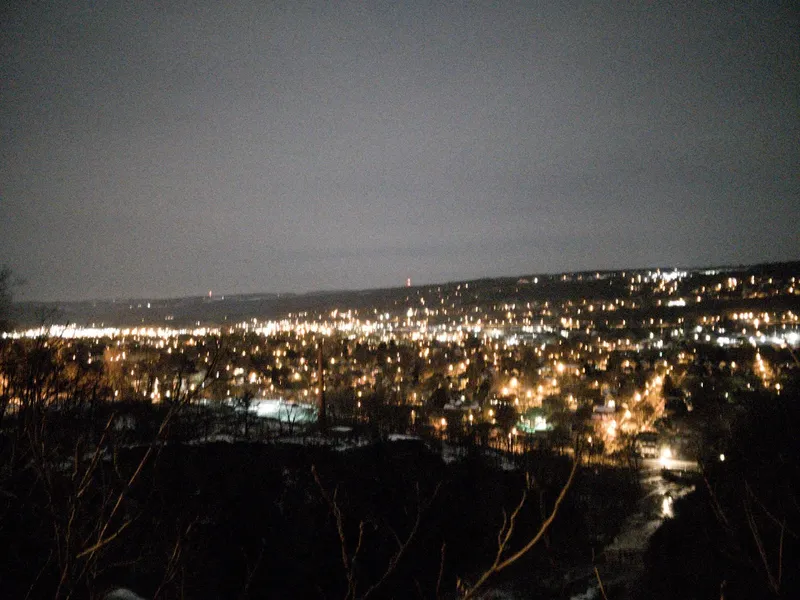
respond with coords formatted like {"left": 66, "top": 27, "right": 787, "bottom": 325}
{"left": 6, "top": 262, "right": 798, "bottom": 460}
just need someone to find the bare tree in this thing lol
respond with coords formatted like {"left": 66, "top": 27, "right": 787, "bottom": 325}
{"left": 312, "top": 464, "right": 441, "bottom": 600}
{"left": 310, "top": 446, "right": 579, "bottom": 600}
{"left": 0, "top": 330, "right": 227, "bottom": 598}
{"left": 0, "top": 265, "right": 14, "bottom": 332}
{"left": 458, "top": 456, "right": 579, "bottom": 599}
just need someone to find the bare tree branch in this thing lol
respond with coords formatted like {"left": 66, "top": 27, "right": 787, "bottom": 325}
{"left": 460, "top": 455, "right": 579, "bottom": 599}
{"left": 313, "top": 465, "right": 440, "bottom": 600}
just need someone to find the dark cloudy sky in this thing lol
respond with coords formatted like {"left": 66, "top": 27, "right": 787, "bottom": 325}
{"left": 2, "top": 1, "right": 798, "bottom": 301}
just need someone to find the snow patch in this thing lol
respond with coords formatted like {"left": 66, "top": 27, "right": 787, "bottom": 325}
{"left": 104, "top": 588, "right": 147, "bottom": 600}
{"left": 387, "top": 433, "right": 421, "bottom": 441}
{"left": 187, "top": 434, "right": 236, "bottom": 444}
{"left": 569, "top": 586, "right": 600, "bottom": 600}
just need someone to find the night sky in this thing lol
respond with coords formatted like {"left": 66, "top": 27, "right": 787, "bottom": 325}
{"left": 2, "top": 1, "right": 798, "bottom": 302}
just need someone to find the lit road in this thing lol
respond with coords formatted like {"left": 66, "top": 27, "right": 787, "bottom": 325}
{"left": 568, "top": 457, "right": 699, "bottom": 599}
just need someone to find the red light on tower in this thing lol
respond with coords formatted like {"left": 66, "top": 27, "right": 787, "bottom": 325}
{"left": 208, "top": 290, "right": 212, "bottom": 298}
{"left": 406, "top": 278, "right": 411, "bottom": 287}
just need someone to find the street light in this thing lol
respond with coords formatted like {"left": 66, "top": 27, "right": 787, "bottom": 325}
{"left": 660, "top": 446, "right": 672, "bottom": 469}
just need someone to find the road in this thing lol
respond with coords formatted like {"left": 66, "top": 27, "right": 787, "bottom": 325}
{"left": 568, "top": 458, "right": 699, "bottom": 599}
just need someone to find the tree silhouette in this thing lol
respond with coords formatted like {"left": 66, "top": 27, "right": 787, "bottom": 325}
{"left": 0, "top": 265, "right": 13, "bottom": 332}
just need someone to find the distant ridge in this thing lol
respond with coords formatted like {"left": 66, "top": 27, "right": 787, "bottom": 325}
{"left": 9, "top": 260, "right": 800, "bottom": 329}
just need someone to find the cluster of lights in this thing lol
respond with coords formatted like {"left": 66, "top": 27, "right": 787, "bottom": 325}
{"left": 3, "top": 266, "right": 796, "bottom": 454}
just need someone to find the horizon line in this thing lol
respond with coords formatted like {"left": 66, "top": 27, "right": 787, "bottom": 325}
{"left": 12, "top": 258, "right": 800, "bottom": 306}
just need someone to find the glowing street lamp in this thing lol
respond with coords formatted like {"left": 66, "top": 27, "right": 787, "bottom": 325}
{"left": 660, "top": 446, "right": 672, "bottom": 469}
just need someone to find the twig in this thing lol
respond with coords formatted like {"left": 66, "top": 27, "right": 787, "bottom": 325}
{"left": 594, "top": 566, "right": 609, "bottom": 600}
{"left": 436, "top": 542, "right": 446, "bottom": 599}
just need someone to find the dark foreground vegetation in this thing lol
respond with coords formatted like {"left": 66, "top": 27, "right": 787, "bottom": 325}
{"left": 635, "top": 382, "right": 800, "bottom": 600}
{"left": 0, "top": 405, "right": 637, "bottom": 599}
